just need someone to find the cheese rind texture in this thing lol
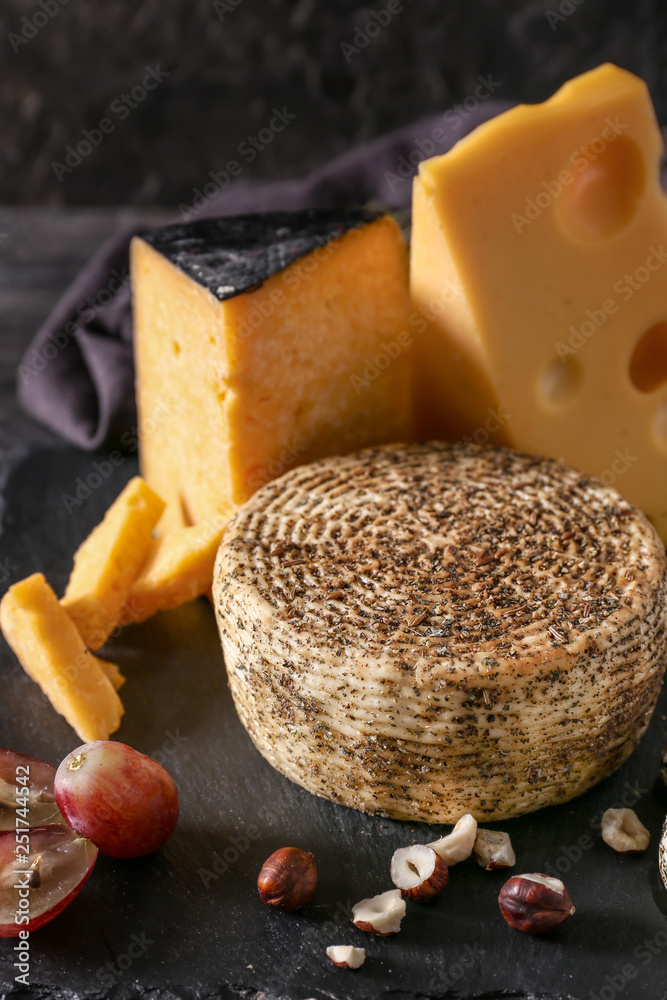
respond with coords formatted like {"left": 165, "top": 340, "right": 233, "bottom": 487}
{"left": 214, "top": 441, "right": 667, "bottom": 823}
{"left": 138, "top": 209, "right": 385, "bottom": 302}
{"left": 60, "top": 476, "right": 165, "bottom": 649}
{"left": 132, "top": 211, "right": 411, "bottom": 530}
{"left": 411, "top": 63, "right": 667, "bottom": 539}
{"left": 0, "top": 573, "right": 124, "bottom": 742}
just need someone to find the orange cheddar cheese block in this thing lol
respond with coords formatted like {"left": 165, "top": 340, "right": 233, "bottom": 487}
{"left": 61, "top": 476, "right": 165, "bottom": 649}
{"left": 131, "top": 210, "right": 411, "bottom": 530}
{"left": 411, "top": 63, "right": 667, "bottom": 539}
{"left": 0, "top": 573, "right": 124, "bottom": 742}
{"left": 127, "top": 520, "right": 224, "bottom": 623}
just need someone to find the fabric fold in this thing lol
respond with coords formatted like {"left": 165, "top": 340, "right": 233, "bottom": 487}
{"left": 17, "top": 101, "right": 513, "bottom": 450}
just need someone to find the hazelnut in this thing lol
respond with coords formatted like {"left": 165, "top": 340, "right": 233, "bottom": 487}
{"left": 659, "top": 816, "right": 667, "bottom": 891}
{"left": 257, "top": 846, "right": 317, "bottom": 910}
{"left": 326, "top": 945, "right": 366, "bottom": 969}
{"left": 428, "top": 813, "right": 477, "bottom": 865}
{"left": 474, "top": 829, "right": 516, "bottom": 870}
{"left": 498, "top": 873, "right": 575, "bottom": 934}
{"left": 390, "top": 844, "right": 448, "bottom": 900}
{"left": 661, "top": 744, "right": 667, "bottom": 787}
{"left": 351, "top": 888, "right": 406, "bottom": 935}
{"left": 601, "top": 808, "right": 650, "bottom": 853}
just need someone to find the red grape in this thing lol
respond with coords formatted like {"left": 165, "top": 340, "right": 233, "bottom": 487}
{"left": 0, "top": 748, "right": 64, "bottom": 831}
{"left": 54, "top": 741, "right": 179, "bottom": 858}
{"left": 0, "top": 824, "right": 97, "bottom": 937}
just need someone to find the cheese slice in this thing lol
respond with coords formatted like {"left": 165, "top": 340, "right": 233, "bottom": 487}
{"left": 131, "top": 210, "right": 411, "bottom": 531}
{"left": 127, "top": 520, "right": 224, "bottom": 623}
{"left": 411, "top": 63, "right": 667, "bottom": 539}
{"left": 61, "top": 476, "right": 165, "bottom": 649}
{"left": 0, "top": 574, "right": 124, "bottom": 742}
{"left": 97, "top": 657, "right": 126, "bottom": 691}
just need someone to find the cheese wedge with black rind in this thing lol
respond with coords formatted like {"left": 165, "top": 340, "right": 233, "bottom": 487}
{"left": 132, "top": 209, "right": 411, "bottom": 532}
{"left": 138, "top": 211, "right": 384, "bottom": 301}
{"left": 213, "top": 442, "right": 667, "bottom": 824}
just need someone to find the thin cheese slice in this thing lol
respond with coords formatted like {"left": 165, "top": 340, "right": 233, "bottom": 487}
{"left": 97, "top": 657, "right": 126, "bottom": 691}
{"left": 0, "top": 573, "right": 124, "bottom": 742}
{"left": 411, "top": 63, "right": 667, "bottom": 539}
{"left": 126, "top": 520, "right": 224, "bottom": 623}
{"left": 60, "top": 476, "right": 165, "bottom": 649}
{"left": 131, "top": 210, "right": 411, "bottom": 531}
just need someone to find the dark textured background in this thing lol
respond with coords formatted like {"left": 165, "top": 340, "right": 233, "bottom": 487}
{"left": 2, "top": 0, "right": 666, "bottom": 206}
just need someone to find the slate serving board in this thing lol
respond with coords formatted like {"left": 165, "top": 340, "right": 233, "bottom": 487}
{"left": 1, "top": 446, "right": 667, "bottom": 1000}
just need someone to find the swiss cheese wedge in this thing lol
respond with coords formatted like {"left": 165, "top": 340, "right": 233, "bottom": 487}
{"left": 0, "top": 573, "right": 124, "bottom": 742}
{"left": 60, "top": 476, "right": 165, "bottom": 649}
{"left": 411, "top": 63, "right": 667, "bottom": 539}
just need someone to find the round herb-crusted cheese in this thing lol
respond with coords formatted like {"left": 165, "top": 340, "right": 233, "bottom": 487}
{"left": 213, "top": 441, "right": 667, "bottom": 823}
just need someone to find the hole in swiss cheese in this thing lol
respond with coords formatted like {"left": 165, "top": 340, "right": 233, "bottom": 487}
{"left": 629, "top": 322, "right": 667, "bottom": 393}
{"left": 557, "top": 136, "right": 645, "bottom": 243}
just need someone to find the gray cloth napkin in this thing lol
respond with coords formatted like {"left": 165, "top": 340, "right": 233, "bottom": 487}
{"left": 17, "top": 100, "right": 513, "bottom": 450}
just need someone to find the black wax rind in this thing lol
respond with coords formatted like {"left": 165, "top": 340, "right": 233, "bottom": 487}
{"left": 139, "top": 208, "right": 384, "bottom": 301}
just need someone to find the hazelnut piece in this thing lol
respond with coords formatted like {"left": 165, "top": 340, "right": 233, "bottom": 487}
{"left": 351, "top": 888, "right": 406, "bottom": 935}
{"left": 601, "top": 808, "right": 650, "bottom": 854}
{"left": 257, "top": 846, "right": 317, "bottom": 911}
{"left": 659, "top": 816, "right": 667, "bottom": 891}
{"left": 498, "top": 873, "right": 575, "bottom": 934}
{"left": 474, "top": 829, "right": 516, "bottom": 870}
{"left": 390, "top": 844, "right": 448, "bottom": 900}
{"left": 326, "top": 945, "right": 366, "bottom": 969}
{"left": 428, "top": 813, "right": 477, "bottom": 865}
